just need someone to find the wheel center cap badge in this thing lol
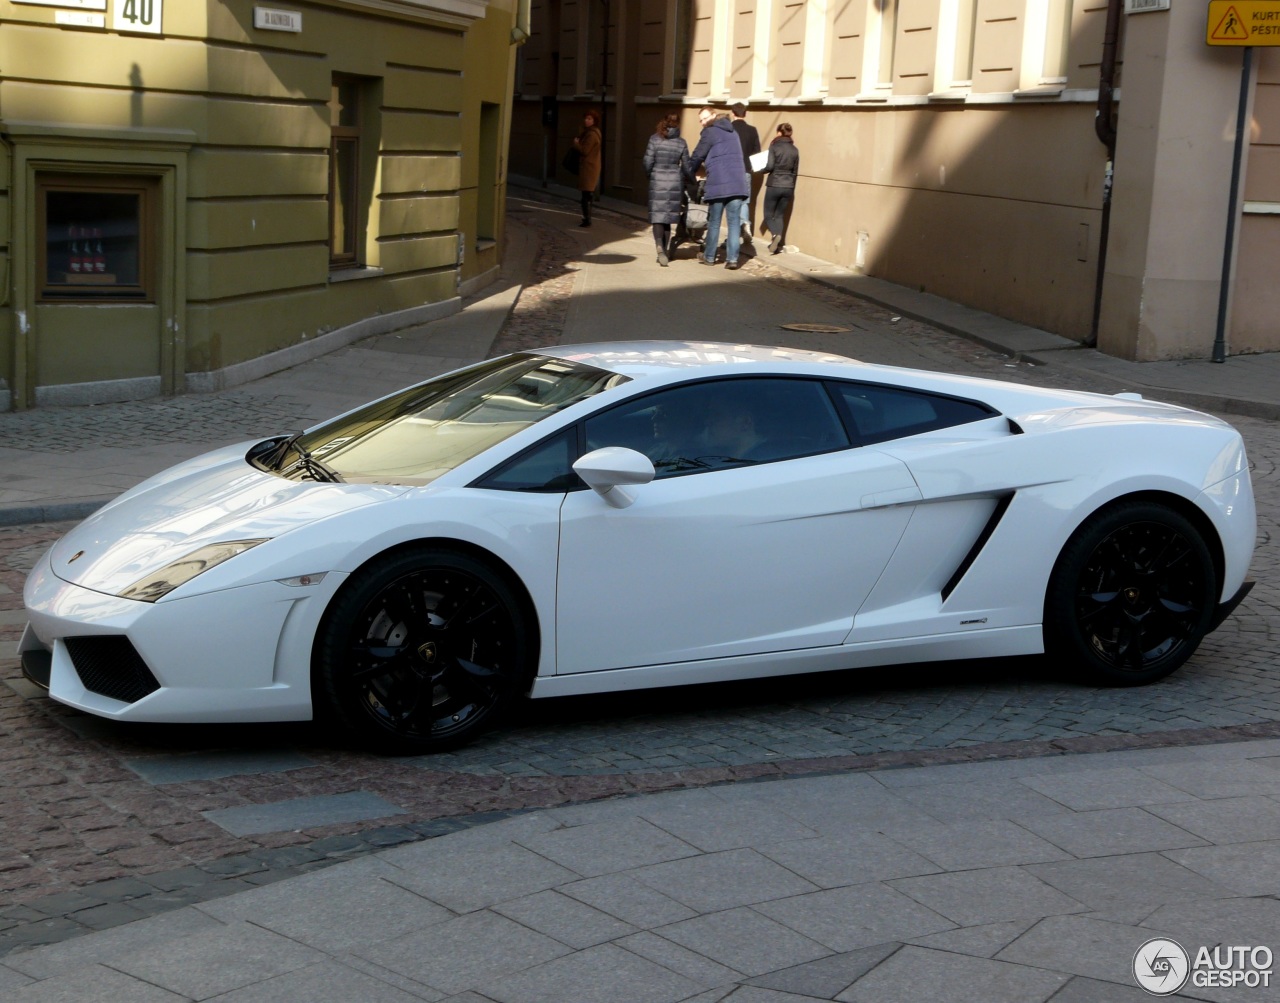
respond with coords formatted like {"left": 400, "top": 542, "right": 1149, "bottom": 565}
{"left": 417, "top": 642, "right": 438, "bottom": 664}
{"left": 1125, "top": 587, "right": 1140, "bottom": 601}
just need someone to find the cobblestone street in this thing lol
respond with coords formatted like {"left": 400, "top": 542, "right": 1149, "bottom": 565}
{"left": 0, "top": 194, "right": 1277, "bottom": 959}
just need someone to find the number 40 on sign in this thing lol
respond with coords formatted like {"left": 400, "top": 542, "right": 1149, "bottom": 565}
{"left": 114, "top": 0, "right": 162, "bottom": 34}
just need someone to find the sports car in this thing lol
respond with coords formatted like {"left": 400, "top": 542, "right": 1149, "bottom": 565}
{"left": 18, "top": 342, "right": 1256, "bottom": 753}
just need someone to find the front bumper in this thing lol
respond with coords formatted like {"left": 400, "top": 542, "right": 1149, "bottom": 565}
{"left": 19, "top": 551, "right": 345, "bottom": 723}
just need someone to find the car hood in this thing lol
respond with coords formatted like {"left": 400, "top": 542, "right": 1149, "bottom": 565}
{"left": 48, "top": 443, "right": 406, "bottom": 596}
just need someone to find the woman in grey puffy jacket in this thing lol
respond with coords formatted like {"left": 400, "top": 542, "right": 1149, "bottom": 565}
{"left": 761, "top": 123, "right": 799, "bottom": 254}
{"left": 642, "top": 113, "right": 689, "bottom": 267}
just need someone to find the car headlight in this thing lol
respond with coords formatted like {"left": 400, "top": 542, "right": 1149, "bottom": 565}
{"left": 117, "top": 539, "right": 270, "bottom": 602}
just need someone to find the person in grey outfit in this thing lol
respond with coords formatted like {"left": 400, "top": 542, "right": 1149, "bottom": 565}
{"left": 761, "top": 123, "right": 799, "bottom": 254}
{"left": 642, "top": 113, "right": 689, "bottom": 267}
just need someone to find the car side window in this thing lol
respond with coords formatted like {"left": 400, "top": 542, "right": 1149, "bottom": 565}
{"left": 474, "top": 429, "right": 580, "bottom": 492}
{"left": 584, "top": 378, "right": 850, "bottom": 478}
{"left": 832, "top": 382, "right": 996, "bottom": 445}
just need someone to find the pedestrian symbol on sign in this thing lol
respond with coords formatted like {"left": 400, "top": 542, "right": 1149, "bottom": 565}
{"left": 1212, "top": 5, "right": 1249, "bottom": 39}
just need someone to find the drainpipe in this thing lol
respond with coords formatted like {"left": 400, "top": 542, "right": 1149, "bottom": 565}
{"left": 0, "top": 128, "right": 17, "bottom": 411}
{"left": 511, "top": 0, "right": 531, "bottom": 44}
{"left": 0, "top": 132, "right": 11, "bottom": 309}
{"left": 1086, "top": 0, "right": 1123, "bottom": 347}
{"left": 598, "top": 0, "right": 609, "bottom": 199}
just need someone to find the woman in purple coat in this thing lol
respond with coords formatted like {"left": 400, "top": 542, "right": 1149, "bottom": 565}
{"left": 685, "top": 107, "right": 749, "bottom": 270}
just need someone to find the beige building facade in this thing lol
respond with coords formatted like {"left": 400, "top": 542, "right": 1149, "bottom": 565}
{"left": 0, "top": 0, "right": 523, "bottom": 410}
{"left": 511, "top": 0, "right": 1280, "bottom": 361}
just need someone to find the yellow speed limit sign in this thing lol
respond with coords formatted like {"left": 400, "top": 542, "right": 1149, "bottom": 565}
{"left": 1207, "top": 0, "right": 1280, "bottom": 44}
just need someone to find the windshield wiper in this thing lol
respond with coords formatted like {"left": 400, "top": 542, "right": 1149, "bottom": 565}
{"left": 253, "top": 432, "right": 342, "bottom": 482}
{"left": 292, "top": 441, "right": 342, "bottom": 483}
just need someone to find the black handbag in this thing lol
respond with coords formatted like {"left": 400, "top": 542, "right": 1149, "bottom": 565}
{"left": 562, "top": 146, "right": 581, "bottom": 175}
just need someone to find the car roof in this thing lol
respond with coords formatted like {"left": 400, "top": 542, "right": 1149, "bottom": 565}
{"left": 534, "top": 341, "right": 862, "bottom": 378}
{"left": 530, "top": 341, "right": 1216, "bottom": 424}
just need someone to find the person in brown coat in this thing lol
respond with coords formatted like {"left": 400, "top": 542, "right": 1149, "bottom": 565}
{"left": 572, "top": 109, "right": 603, "bottom": 228}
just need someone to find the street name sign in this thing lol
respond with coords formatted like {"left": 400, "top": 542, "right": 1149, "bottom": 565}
{"left": 1208, "top": 0, "right": 1280, "bottom": 44}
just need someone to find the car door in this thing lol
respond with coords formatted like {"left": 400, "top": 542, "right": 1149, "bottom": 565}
{"left": 554, "top": 377, "right": 923, "bottom": 675}
{"left": 824, "top": 380, "right": 1020, "bottom": 643}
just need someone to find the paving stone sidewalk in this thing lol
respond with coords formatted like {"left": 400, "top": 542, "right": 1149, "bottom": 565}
{"left": 2, "top": 739, "right": 1279, "bottom": 1001}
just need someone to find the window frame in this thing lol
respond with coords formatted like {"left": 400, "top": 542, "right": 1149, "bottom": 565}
{"left": 36, "top": 173, "right": 159, "bottom": 303}
{"left": 828, "top": 380, "right": 999, "bottom": 446}
{"left": 477, "top": 376, "right": 852, "bottom": 491}
{"left": 328, "top": 74, "right": 363, "bottom": 270}
{"left": 583, "top": 376, "right": 854, "bottom": 480}
{"left": 875, "top": 0, "right": 901, "bottom": 89}
{"left": 951, "top": 0, "right": 979, "bottom": 87}
{"left": 1040, "top": 0, "right": 1073, "bottom": 83}
{"left": 281, "top": 354, "right": 624, "bottom": 486}
{"left": 473, "top": 376, "right": 1001, "bottom": 494}
{"left": 668, "top": 0, "right": 693, "bottom": 94}
{"left": 473, "top": 427, "right": 585, "bottom": 493}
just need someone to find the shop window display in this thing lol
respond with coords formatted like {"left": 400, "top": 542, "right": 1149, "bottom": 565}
{"left": 38, "top": 178, "right": 155, "bottom": 301}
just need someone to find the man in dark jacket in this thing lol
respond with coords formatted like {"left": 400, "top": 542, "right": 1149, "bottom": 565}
{"left": 731, "top": 103, "right": 761, "bottom": 243}
{"left": 686, "top": 107, "right": 749, "bottom": 269}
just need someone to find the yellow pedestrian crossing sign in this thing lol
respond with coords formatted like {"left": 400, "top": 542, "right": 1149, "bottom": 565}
{"left": 1212, "top": 4, "right": 1249, "bottom": 38}
{"left": 1207, "top": 0, "right": 1280, "bottom": 44}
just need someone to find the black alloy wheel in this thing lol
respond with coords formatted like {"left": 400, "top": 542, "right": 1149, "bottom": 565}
{"left": 313, "top": 548, "right": 532, "bottom": 754}
{"left": 1045, "top": 501, "right": 1217, "bottom": 686}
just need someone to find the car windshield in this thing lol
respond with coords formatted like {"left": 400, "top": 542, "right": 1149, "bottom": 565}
{"left": 269, "top": 355, "right": 627, "bottom": 485}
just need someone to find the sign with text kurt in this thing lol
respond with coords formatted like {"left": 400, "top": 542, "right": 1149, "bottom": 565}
{"left": 1208, "top": 0, "right": 1280, "bottom": 44}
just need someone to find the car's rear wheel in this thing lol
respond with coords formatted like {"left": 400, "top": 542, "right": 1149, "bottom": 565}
{"left": 1044, "top": 501, "right": 1217, "bottom": 686}
{"left": 313, "top": 547, "right": 532, "bottom": 754}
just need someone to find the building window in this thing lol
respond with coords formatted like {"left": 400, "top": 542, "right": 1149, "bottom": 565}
{"left": 583, "top": 1, "right": 609, "bottom": 95}
{"left": 329, "top": 75, "right": 363, "bottom": 268}
{"left": 478, "top": 102, "right": 501, "bottom": 242}
{"left": 37, "top": 174, "right": 157, "bottom": 302}
{"left": 953, "top": 0, "right": 978, "bottom": 84}
{"left": 1042, "top": 0, "right": 1072, "bottom": 81}
{"left": 671, "top": 0, "right": 693, "bottom": 92}
{"left": 877, "top": 0, "right": 900, "bottom": 87}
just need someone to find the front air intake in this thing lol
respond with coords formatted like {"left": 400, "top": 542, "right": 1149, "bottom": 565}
{"left": 65, "top": 636, "right": 160, "bottom": 704}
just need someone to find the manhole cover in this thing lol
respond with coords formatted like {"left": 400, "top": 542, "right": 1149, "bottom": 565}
{"left": 779, "top": 323, "right": 854, "bottom": 334}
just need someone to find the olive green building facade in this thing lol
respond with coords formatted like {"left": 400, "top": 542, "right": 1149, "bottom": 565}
{"left": 0, "top": 0, "right": 521, "bottom": 409}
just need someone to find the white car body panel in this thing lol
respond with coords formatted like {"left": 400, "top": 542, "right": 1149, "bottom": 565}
{"left": 848, "top": 495, "right": 1005, "bottom": 643}
{"left": 17, "top": 340, "right": 1257, "bottom": 728}
{"left": 21, "top": 550, "right": 348, "bottom": 720}
{"left": 48, "top": 443, "right": 405, "bottom": 596}
{"left": 555, "top": 446, "right": 920, "bottom": 673}
{"left": 530, "top": 626, "right": 1046, "bottom": 699}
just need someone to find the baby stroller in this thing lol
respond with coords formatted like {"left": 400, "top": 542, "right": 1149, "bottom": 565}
{"left": 671, "top": 178, "right": 709, "bottom": 259}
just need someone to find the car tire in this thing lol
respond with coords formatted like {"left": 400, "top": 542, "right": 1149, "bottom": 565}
{"left": 1044, "top": 500, "right": 1217, "bottom": 687}
{"left": 313, "top": 547, "right": 532, "bottom": 754}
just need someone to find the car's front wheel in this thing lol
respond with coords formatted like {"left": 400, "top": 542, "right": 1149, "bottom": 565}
{"left": 313, "top": 547, "right": 532, "bottom": 754}
{"left": 1044, "top": 500, "right": 1218, "bottom": 686}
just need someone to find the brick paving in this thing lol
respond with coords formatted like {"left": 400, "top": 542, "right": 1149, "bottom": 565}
{"left": 0, "top": 393, "right": 306, "bottom": 456}
{"left": 0, "top": 191, "right": 1277, "bottom": 957}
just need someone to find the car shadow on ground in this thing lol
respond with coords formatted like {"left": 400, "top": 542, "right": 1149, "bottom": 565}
{"left": 34, "top": 654, "right": 1079, "bottom": 759}
{"left": 510, "top": 654, "right": 1072, "bottom": 732}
